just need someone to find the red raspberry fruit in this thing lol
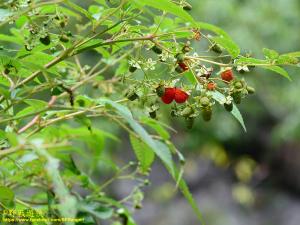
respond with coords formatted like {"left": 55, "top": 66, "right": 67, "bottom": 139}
{"left": 207, "top": 82, "right": 216, "bottom": 91}
{"left": 174, "top": 88, "right": 189, "bottom": 103}
{"left": 161, "top": 87, "right": 176, "bottom": 104}
{"left": 221, "top": 68, "right": 234, "bottom": 82}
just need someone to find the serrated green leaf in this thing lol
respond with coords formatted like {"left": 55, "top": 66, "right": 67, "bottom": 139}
{"left": 64, "top": 1, "right": 94, "bottom": 20}
{"left": 276, "top": 55, "right": 299, "bottom": 64}
{"left": 235, "top": 57, "right": 268, "bottom": 65}
{"left": 282, "top": 51, "right": 300, "bottom": 58}
{"left": 262, "top": 65, "right": 291, "bottom": 80}
{"left": 212, "top": 36, "right": 240, "bottom": 58}
{"left": 197, "top": 22, "right": 231, "bottom": 38}
{"left": 263, "top": 48, "right": 279, "bottom": 59}
{"left": 140, "top": 117, "right": 171, "bottom": 140}
{"left": 130, "top": 135, "right": 155, "bottom": 173}
{"left": 24, "top": 99, "right": 48, "bottom": 109}
{"left": 133, "top": 0, "right": 197, "bottom": 26}
{"left": 79, "top": 203, "right": 113, "bottom": 219}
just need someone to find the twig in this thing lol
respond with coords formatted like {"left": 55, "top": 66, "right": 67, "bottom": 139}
{"left": 17, "top": 96, "right": 57, "bottom": 134}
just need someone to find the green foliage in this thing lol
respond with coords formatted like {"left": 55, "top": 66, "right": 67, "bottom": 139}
{"left": 0, "top": 0, "right": 299, "bottom": 225}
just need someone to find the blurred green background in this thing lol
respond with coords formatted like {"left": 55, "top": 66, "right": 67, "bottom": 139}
{"left": 127, "top": 1, "right": 300, "bottom": 225}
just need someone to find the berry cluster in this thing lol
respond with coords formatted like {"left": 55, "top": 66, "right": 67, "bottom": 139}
{"left": 124, "top": 41, "right": 255, "bottom": 129}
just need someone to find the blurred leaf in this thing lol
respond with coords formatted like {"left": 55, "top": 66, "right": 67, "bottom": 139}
{"left": 64, "top": 1, "right": 94, "bottom": 20}
{"left": 79, "top": 203, "right": 113, "bottom": 219}
{"left": 98, "top": 98, "right": 175, "bottom": 174}
{"left": 32, "top": 140, "right": 77, "bottom": 223}
{"left": 235, "top": 57, "right": 268, "bottom": 65}
{"left": 282, "top": 51, "right": 300, "bottom": 58}
{"left": 0, "top": 186, "right": 15, "bottom": 208}
{"left": 0, "top": 8, "right": 11, "bottom": 22}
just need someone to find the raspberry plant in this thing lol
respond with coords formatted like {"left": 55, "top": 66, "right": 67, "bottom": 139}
{"left": 0, "top": 0, "right": 299, "bottom": 224}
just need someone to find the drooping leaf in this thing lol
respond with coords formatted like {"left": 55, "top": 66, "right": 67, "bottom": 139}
{"left": 262, "top": 65, "right": 291, "bottom": 81}
{"left": 212, "top": 91, "right": 247, "bottom": 132}
{"left": 98, "top": 98, "right": 175, "bottom": 174}
{"left": 212, "top": 36, "right": 240, "bottom": 58}
{"left": 32, "top": 140, "right": 77, "bottom": 224}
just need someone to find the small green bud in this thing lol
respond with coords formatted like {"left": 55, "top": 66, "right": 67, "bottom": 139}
{"left": 40, "top": 35, "right": 51, "bottom": 45}
{"left": 66, "top": 31, "right": 72, "bottom": 36}
{"left": 125, "top": 89, "right": 139, "bottom": 101}
{"left": 234, "top": 81, "right": 243, "bottom": 89}
{"left": 246, "top": 86, "right": 255, "bottom": 94}
{"left": 51, "top": 86, "right": 64, "bottom": 96}
{"left": 149, "top": 110, "right": 156, "bottom": 119}
{"left": 224, "top": 102, "right": 233, "bottom": 112}
{"left": 201, "top": 108, "right": 212, "bottom": 121}
{"left": 183, "top": 3, "right": 192, "bottom": 11}
{"left": 185, "top": 117, "right": 194, "bottom": 129}
{"left": 59, "top": 34, "right": 69, "bottom": 43}
{"left": 176, "top": 53, "right": 185, "bottom": 62}
{"left": 50, "top": 47, "right": 56, "bottom": 53}
{"left": 211, "top": 43, "right": 222, "bottom": 54}
{"left": 151, "top": 45, "right": 162, "bottom": 54}
{"left": 200, "top": 97, "right": 210, "bottom": 107}
{"left": 156, "top": 85, "right": 165, "bottom": 97}
{"left": 129, "top": 66, "right": 137, "bottom": 73}
{"left": 76, "top": 99, "right": 85, "bottom": 107}
{"left": 144, "top": 179, "right": 150, "bottom": 186}
{"left": 181, "top": 106, "right": 194, "bottom": 117}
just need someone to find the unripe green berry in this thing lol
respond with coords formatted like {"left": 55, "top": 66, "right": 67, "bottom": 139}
{"left": 185, "top": 117, "right": 194, "bottom": 129}
{"left": 201, "top": 108, "right": 212, "bottom": 121}
{"left": 200, "top": 97, "right": 210, "bottom": 107}
{"left": 234, "top": 81, "right": 243, "bottom": 89}
{"left": 176, "top": 53, "right": 185, "bottom": 62}
{"left": 181, "top": 106, "right": 194, "bottom": 117}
